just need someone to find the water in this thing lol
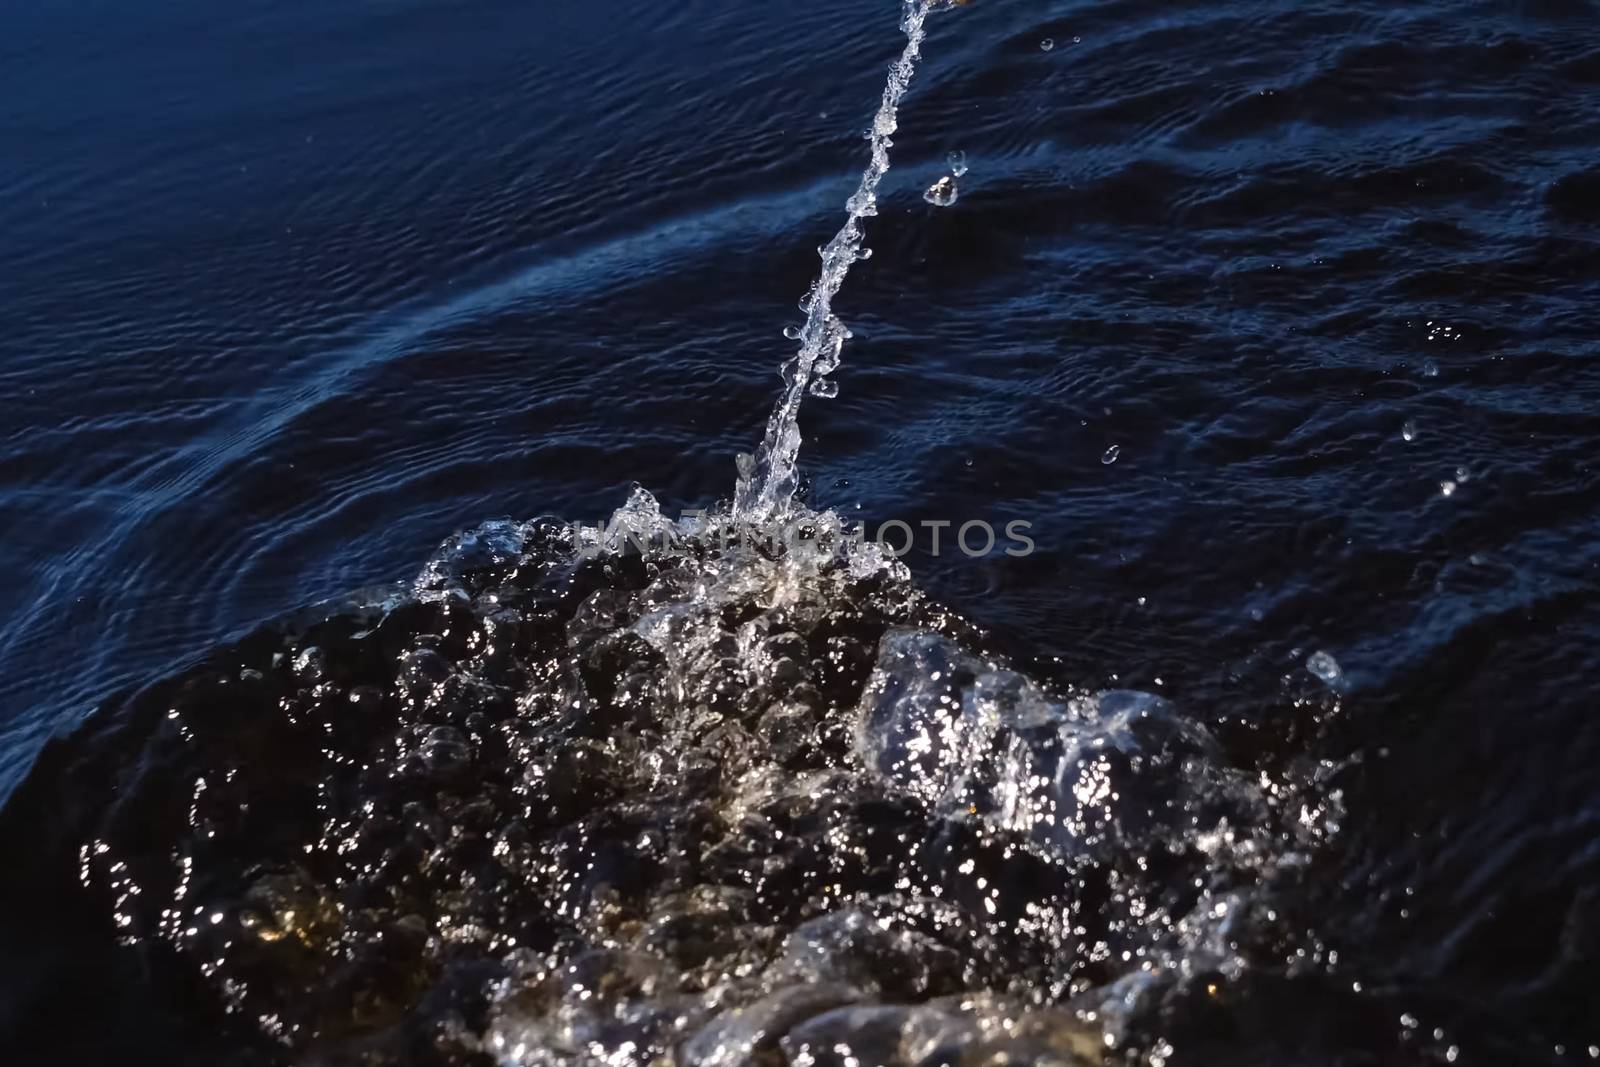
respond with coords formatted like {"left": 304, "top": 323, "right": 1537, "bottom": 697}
{"left": 4, "top": 0, "right": 1600, "bottom": 1064}
{"left": 734, "top": 0, "right": 938, "bottom": 524}
{"left": 923, "top": 174, "right": 960, "bottom": 208}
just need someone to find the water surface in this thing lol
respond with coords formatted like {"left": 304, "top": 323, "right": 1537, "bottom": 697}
{"left": 2, "top": 0, "right": 1598, "bottom": 1063}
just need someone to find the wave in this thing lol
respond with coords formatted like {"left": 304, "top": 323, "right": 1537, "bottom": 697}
{"left": 0, "top": 489, "right": 1343, "bottom": 1064}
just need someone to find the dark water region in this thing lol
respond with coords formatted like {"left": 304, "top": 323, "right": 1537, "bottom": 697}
{"left": 3, "top": 0, "right": 1599, "bottom": 1063}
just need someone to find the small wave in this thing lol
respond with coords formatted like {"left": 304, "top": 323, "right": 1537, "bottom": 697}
{"left": 0, "top": 489, "right": 1342, "bottom": 1064}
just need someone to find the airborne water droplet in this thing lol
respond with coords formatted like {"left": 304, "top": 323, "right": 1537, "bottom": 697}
{"left": 1102, "top": 445, "right": 1121, "bottom": 465}
{"left": 1402, "top": 419, "right": 1418, "bottom": 442}
{"left": 783, "top": 325, "right": 802, "bottom": 341}
{"left": 924, "top": 175, "right": 958, "bottom": 207}
{"left": 1307, "top": 650, "right": 1343, "bottom": 687}
{"left": 1040, "top": 37, "right": 1055, "bottom": 51}
{"left": 947, "top": 150, "right": 968, "bottom": 177}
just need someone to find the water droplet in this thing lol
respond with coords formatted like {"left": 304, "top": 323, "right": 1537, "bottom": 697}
{"left": 1402, "top": 419, "right": 1418, "bottom": 442}
{"left": 923, "top": 175, "right": 958, "bottom": 207}
{"left": 1422, "top": 360, "right": 1439, "bottom": 378}
{"left": 419, "top": 726, "right": 472, "bottom": 780}
{"left": 858, "top": 247, "right": 873, "bottom": 260}
{"left": 782, "top": 325, "right": 802, "bottom": 341}
{"left": 947, "top": 150, "right": 968, "bottom": 177}
{"left": 1440, "top": 480, "right": 1457, "bottom": 497}
{"left": 1454, "top": 465, "right": 1470, "bottom": 482}
{"left": 1040, "top": 37, "right": 1055, "bottom": 51}
{"left": 1307, "top": 651, "right": 1343, "bottom": 687}
{"left": 1101, "top": 445, "right": 1121, "bottom": 465}
{"left": 808, "top": 377, "right": 839, "bottom": 399}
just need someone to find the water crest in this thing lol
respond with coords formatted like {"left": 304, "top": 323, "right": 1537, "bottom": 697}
{"left": 19, "top": 498, "right": 1339, "bottom": 1063}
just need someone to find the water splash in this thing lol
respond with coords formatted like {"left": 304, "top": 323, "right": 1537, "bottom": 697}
{"left": 0, "top": 5, "right": 1361, "bottom": 1063}
{"left": 734, "top": 0, "right": 945, "bottom": 524}
{"left": 44, "top": 495, "right": 1336, "bottom": 1063}
{"left": 923, "top": 174, "right": 959, "bottom": 207}
{"left": 1307, "top": 649, "right": 1345, "bottom": 689}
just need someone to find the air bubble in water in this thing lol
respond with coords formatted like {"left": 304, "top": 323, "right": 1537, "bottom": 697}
{"left": 1402, "top": 419, "right": 1418, "bottom": 442}
{"left": 1307, "top": 650, "right": 1342, "bottom": 687}
{"left": 924, "top": 175, "right": 959, "bottom": 207}
{"left": 1102, "top": 445, "right": 1121, "bottom": 465}
{"left": 947, "top": 150, "right": 968, "bottom": 177}
{"left": 1040, "top": 37, "right": 1055, "bottom": 51}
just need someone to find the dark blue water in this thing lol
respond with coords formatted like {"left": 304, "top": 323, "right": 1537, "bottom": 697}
{"left": 3, "top": 0, "right": 1599, "bottom": 1063}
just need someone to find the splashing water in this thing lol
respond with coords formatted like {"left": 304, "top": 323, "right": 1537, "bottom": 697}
{"left": 734, "top": 0, "right": 943, "bottom": 524}
{"left": 923, "top": 174, "right": 959, "bottom": 207}
{"left": 31, "top": 498, "right": 1338, "bottom": 1064}
{"left": 0, "top": 4, "right": 1360, "bottom": 1064}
